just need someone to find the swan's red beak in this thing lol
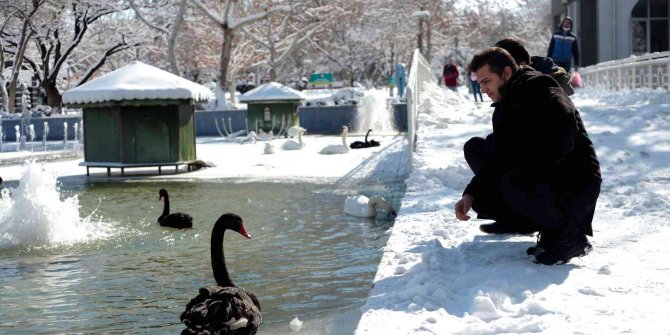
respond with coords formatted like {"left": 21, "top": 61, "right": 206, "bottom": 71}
{"left": 239, "top": 224, "right": 252, "bottom": 239}
{"left": 158, "top": 195, "right": 163, "bottom": 201}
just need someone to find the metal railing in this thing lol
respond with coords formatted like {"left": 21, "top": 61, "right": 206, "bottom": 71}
{"left": 405, "top": 49, "right": 434, "bottom": 170}
{"left": 580, "top": 51, "right": 670, "bottom": 90}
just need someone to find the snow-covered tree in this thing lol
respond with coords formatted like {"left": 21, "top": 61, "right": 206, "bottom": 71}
{"left": 189, "top": 0, "right": 292, "bottom": 109}
{"left": 0, "top": 0, "right": 46, "bottom": 113}
{"left": 5, "top": 1, "right": 144, "bottom": 111}
{"left": 242, "top": 2, "right": 336, "bottom": 82}
{"left": 128, "top": 0, "right": 188, "bottom": 75}
{"left": 307, "top": 0, "right": 415, "bottom": 87}
{"left": 439, "top": 0, "right": 552, "bottom": 69}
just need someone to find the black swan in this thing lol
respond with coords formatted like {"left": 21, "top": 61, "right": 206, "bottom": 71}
{"left": 367, "top": 129, "right": 381, "bottom": 147}
{"left": 158, "top": 189, "right": 193, "bottom": 229}
{"left": 180, "top": 213, "right": 261, "bottom": 335}
{"left": 350, "top": 129, "right": 381, "bottom": 149}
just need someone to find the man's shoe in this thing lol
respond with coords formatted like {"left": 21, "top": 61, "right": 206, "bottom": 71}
{"left": 479, "top": 221, "right": 536, "bottom": 235}
{"left": 534, "top": 226, "right": 591, "bottom": 265}
{"left": 526, "top": 230, "right": 560, "bottom": 256}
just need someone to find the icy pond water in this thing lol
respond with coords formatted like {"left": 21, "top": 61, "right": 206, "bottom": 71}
{"left": 0, "top": 173, "right": 404, "bottom": 334}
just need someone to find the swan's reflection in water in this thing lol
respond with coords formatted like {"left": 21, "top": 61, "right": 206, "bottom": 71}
{"left": 0, "top": 179, "right": 402, "bottom": 334}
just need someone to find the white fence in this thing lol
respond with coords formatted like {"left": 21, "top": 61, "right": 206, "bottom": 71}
{"left": 405, "top": 49, "right": 434, "bottom": 169}
{"left": 580, "top": 51, "right": 670, "bottom": 90}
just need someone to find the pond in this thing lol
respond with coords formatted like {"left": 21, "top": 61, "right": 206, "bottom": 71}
{"left": 0, "top": 163, "right": 405, "bottom": 334}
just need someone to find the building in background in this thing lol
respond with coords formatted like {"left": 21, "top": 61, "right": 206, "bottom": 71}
{"left": 552, "top": 0, "right": 669, "bottom": 66}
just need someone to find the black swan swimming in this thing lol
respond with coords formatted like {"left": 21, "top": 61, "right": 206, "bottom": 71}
{"left": 367, "top": 129, "right": 380, "bottom": 147}
{"left": 158, "top": 189, "right": 193, "bottom": 229}
{"left": 350, "top": 129, "right": 380, "bottom": 149}
{"left": 180, "top": 213, "right": 261, "bottom": 335}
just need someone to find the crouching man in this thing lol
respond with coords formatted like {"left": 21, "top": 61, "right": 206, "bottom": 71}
{"left": 455, "top": 47, "right": 601, "bottom": 265}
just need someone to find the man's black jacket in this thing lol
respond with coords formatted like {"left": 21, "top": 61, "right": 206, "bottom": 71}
{"left": 464, "top": 66, "right": 601, "bottom": 211}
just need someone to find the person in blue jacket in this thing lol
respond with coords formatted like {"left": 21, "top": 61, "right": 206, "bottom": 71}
{"left": 547, "top": 16, "right": 579, "bottom": 73}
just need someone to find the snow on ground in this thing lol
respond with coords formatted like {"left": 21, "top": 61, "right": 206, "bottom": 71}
{"left": 0, "top": 132, "right": 405, "bottom": 184}
{"left": 2, "top": 83, "right": 670, "bottom": 334}
{"left": 355, "top": 83, "right": 670, "bottom": 334}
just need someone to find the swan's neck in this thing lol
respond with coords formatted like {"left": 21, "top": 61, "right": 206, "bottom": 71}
{"left": 341, "top": 130, "right": 347, "bottom": 147}
{"left": 364, "top": 129, "right": 371, "bottom": 143}
{"left": 298, "top": 131, "right": 303, "bottom": 145}
{"left": 160, "top": 194, "right": 170, "bottom": 219}
{"left": 211, "top": 222, "right": 235, "bottom": 287}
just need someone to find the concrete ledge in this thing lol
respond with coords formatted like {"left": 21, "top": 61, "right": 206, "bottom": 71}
{"left": 0, "top": 150, "right": 82, "bottom": 166}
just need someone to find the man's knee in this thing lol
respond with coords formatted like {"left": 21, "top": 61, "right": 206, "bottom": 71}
{"left": 464, "top": 137, "right": 487, "bottom": 173}
{"left": 464, "top": 137, "right": 486, "bottom": 154}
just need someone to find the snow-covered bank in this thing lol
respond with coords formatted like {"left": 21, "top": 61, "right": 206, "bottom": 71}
{"left": 0, "top": 133, "right": 404, "bottom": 183}
{"left": 355, "top": 84, "right": 670, "bottom": 334}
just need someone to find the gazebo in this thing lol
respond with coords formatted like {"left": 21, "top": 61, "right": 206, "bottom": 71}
{"left": 239, "top": 82, "right": 306, "bottom": 133}
{"left": 62, "top": 61, "right": 213, "bottom": 176}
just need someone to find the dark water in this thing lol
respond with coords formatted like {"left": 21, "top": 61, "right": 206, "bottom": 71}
{"left": 0, "top": 179, "right": 400, "bottom": 334}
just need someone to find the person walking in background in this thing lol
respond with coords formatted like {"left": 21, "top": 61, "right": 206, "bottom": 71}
{"left": 443, "top": 60, "right": 459, "bottom": 91}
{"left": 469, "top": 72, "right": 483, "bottom": 102}
{"left": 455, "top": 47, "right": 601, "bottom": 265}
{"left": 547, "top": 16, "right": 579, "bottom": 73}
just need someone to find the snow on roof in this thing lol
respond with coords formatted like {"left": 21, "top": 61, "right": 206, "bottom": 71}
{"left": 238, "top": 82, "right": 307, "bottom": 102}
{"left": 62, "top": 61, "right": 213, "bottom": 105}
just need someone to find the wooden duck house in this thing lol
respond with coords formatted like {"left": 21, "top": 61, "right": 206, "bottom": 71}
{"left": 62, "top": 61, "right": 213, "bottom": 176}
{"left": 238, "top": 82, "right": 306, "bottom": 133}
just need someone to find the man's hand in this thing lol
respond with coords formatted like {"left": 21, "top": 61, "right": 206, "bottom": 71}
{"left": 455, "top": 194, "right": 474, "bottom": 221}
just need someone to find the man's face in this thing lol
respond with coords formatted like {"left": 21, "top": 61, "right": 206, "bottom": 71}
{"left": 475, "top": 65, "right": 511, "bottom": 103}
{"left": 562, "top": 19, "right": 572, "bottom": 30}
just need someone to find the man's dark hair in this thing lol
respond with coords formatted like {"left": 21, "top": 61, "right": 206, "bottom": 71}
{"left": 467, "top": 47, "right": 518, "bottom": 76}
{"left": 494, "top": 37, "right": 531, "bottom": 65}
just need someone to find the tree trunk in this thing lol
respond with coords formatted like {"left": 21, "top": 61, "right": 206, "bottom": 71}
{"left": 0, "top": 76, "right": 8, "bottom": 113}
{"left": 0, "top": 41, "right": 8, "bottom": 112}
{"left": 217, "top": 27, "right": 234, "bottom": 109}
{"left": 8, "top": 22, "right": 34, "bottom": 114}
{"left": 167, "top": 0, "right": 187, "bottom": 75}
{"left": 417, "top": 18, "right": 424, "bottom": 56}
{"left": 426, "top": 20, "right": 432, "bottom": 62}
{"left": 228, "top": 68, "right": 236, "bottom": 106}
{"left": 44, "top": 82, "right": 63, "bottom": 113}
{"left": 269, "top": 40, "right": 277, "bottom": 82}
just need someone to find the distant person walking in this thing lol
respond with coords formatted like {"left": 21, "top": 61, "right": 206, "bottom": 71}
{"left": 443, "top": 60, "right": 459, "bottom": 91}
{"left": 547, "top": 16, "right": 579, "bottom": 73}
{"left": 469, "top": 72, "right": 483, "bottom": 102}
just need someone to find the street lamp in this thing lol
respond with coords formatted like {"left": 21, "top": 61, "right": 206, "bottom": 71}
{"left": 561, "top": 0, "right": 569, "bottom": 16}
{"left": 412, "top": 10, "right": 431, "bottom": 60}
